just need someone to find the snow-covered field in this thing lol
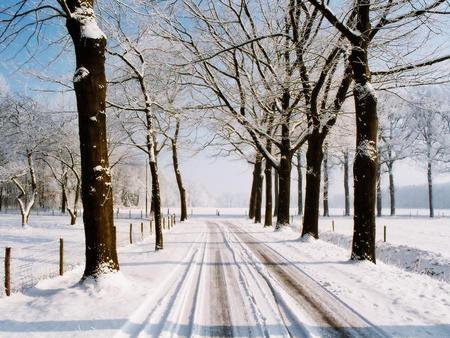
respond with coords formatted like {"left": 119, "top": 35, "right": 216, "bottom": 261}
{"left": 0, "top": 211, "right": 449, "bottom": 337}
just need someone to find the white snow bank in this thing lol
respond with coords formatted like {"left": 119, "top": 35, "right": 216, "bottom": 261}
{"left": 321, "top": 231, "right": 450, "bottom": 282}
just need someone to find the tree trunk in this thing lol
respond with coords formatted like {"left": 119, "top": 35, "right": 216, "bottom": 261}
{"left": 276, "top": 152, "right": 292, "bottom": 228}
{"left": 264, "top": 162, "right": 273, "bottom": 227}
{"left": 248, "top": 155, "right": 260, "bottom": 219}
{"left": 254, "top": 154, "right": 263, "bottom": 224}
{"left": 171, "top": 121, "right": 187, "bottom": 221}
{"left": 68, "top": 182, "right": 80, "bottom": 225}
{"left": 323, "top": 143, "right": 329, "bottom": 217}
{"left": 61, "top": 170, "right": 68, "bottom": 214}
{"left": 274, "top": 170, "right": 279, "bottom": 216}
{"left": 376, "top": 159, "right": 382, "bottom": 217}
{"left": 61, "top": 184, "right": 67, "bottom": 214}
{"left": 66, "top": 2, "right": 119, "bottom": 277}
{"left": 0, "top": 185, "right": 3, "bottom": 212}
{"left": 297, "top": 149, "right": 303, "bottom": 216}
{"left": 388, "top": 162, "right": 395, "bottom": 216}
{"left": 147, "top": 134, "right": 163, "bottom": 250}
{"left": 301, "top": 132, "right": 324, "bottom": 238}
{"left": 343, "top": 150, "right": 350, "bottom": 216}
{"left": 350, "top": 2, "right": 378, "bottom": 263}
{"left": 427, "top": 159, "right": 434, "bottom": 218}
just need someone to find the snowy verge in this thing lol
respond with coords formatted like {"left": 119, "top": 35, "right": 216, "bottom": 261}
{"left": 320, "top": 231, "right": 450, "bottom": 282}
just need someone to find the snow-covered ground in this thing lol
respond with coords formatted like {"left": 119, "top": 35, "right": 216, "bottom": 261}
{"left": 0, "top": 212, "right": 449, "bottom": 337}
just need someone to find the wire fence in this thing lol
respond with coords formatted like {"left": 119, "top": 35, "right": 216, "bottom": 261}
{"left": 1, "top": 214, "right": 176, "bottom": 297}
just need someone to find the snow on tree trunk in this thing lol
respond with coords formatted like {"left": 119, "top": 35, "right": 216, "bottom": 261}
{"left": 66, "top": 0, "right": 119, "bottom": 278}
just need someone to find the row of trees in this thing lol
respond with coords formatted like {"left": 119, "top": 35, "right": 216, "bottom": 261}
{"left": 166, "top": 0, "right": 449, "bottom": 262}
{"left": 1, "top": 0, "right": 449, "bottom": 280}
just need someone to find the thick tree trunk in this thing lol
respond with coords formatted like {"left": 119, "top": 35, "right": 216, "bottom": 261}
{"left": 171, "top": 121, "right": 187, "bottom": 222}
{"left": 350, "top": 4, "right": 378, "bottom": 262}
{"left": 323, "top": 143, "right": 329, "bottom": 217}
{"left": 254, "top": 154, "right": 263, "bottom": 224}
{"left": 343, "top": 150, "right": 350, "bottom": 216}
{"left": 427, "top": 159, "right": 434, "bottom": 218}
{"left": 301, "top": 132, "right": 324, "bottom": 238}
{"left": 376, "top": 159, "right": 382, "bottom": 217}
{"left": 297, "top": 149, "right": 303, "bottom": 216}
{"left": 66, "top": 2, "right": 119, "bottom": 277}
{"left": 274, "top": 170, "right": 279, "bottom": 216}
{"left": 388, "top": 162, "right": 395, "bottom": 216}
{"left": 276, "top": 152, "right": 292, "bottom": 228}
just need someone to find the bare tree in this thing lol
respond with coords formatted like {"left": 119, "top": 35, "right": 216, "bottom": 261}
{"left": 1, "top": 0, "right": 120, "bottom": 277}
{"left": 306, "top": 0, "right": 450, "bottom": 262}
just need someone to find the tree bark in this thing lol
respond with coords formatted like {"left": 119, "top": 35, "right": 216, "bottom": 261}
{"left": 66, "top": 0, "right": 119, "bottom": 277}
{"left": 343, "top": 150, "right": 350, "bottom": 216}
{"left": 148, "top": 133, "right": 163, "bottom": 250}
{"left": 297, "top": 149, "right": 303, "bottom": 216}
{"left": 301, "top": 132, "right": 324, "bottom": 238}
{"left": 376, "top": 159, "right": 382, "bottom": 217}
{"left": 388, "top": 162, "right": 395, "bottom": 216}
{"left": 248, "top": 156, "right": 259, "bottom": 219}
{"left": 350, "top": 0, "right": 378, "bottom": 263}
{"left": 274, "top": 170, "right": 279, "bottom": 216}
{"left": 61, "top": 171, "right": 68, "bottom": 214}
{"left": 427, "top": 159, "right": 434, "bottom": 218}
{"left": 254, "top": 154, "right": 263, "bottom": 224}
{"left": 264, "top": 162, "right": 273, "bottom": 227}
{"left": 0, "top": 185, "right": 3, "bottom": 212}
{"left": 171, "top": 121, "right": 187, "bottom": 221}
{"left": 323, "top": 143, "right": 329, "bottom": 217}
{"left": 276, "top": 152, "right": 292, "bottom": 228}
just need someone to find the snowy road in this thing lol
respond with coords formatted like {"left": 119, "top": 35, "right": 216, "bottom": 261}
{"left": 114, "top": 220, "right": 385, "bottom": 338}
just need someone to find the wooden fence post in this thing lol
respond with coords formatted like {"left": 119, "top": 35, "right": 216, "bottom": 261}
{"left": 5, "top": 247, "right": 11, "bottom": 296}
{"left": 130, "top": 223, "right": 133, "bottom": 244}
{"left": 332, "top": 220, "right": 335, "bottom": 232}
{"left": 173, "top": 214, "right": 176, "bottom": 225}
{"left": 384, "top": 225, "right": 387, "bottom": 242}
{"left": 140, "top": 222, "right": 144, "bottom": 240}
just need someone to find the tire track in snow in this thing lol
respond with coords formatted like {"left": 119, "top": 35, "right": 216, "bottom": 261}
{"left": 223, "top": 221, "right": 388, "bottom": 338}
{"left": 210, "top": 221, "right": 302, "bottom": 337}
{"left": 114, "top": 230, "right": 207, "bottom": 338}
{"left": 201, "top": 226, "right": 233, "bottom": 337}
